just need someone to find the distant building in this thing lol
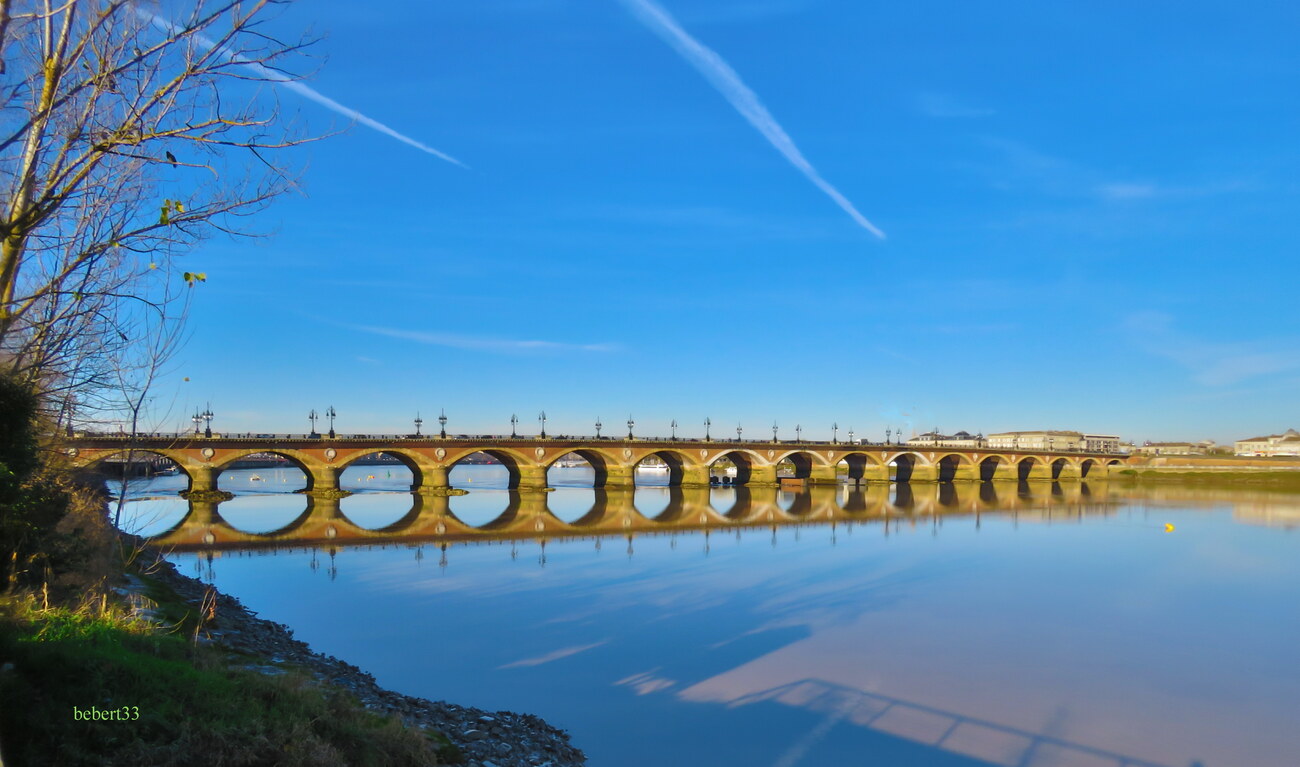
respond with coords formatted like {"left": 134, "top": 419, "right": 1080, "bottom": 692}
{"left": 1133, "top": 440, "right": 1215, "bottom": 456}
{"left": 1235, "top": 429, "right": 1300, "bottom": 457}
{"left": 905, "top": 430, "right": 982, "bottom": 448}
{"left": 985, "top": 431, "right": 1121, "bottom": 453}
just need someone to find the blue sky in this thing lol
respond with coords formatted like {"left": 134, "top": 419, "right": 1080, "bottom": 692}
{"left": 163, "top": 0, "right": 1300, "bottom": 444}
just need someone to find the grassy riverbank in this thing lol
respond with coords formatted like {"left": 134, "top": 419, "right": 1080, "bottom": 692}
{"left": 0, "top": 554, "right": 459, "bottom": 766}
{"left": 1113, "top": 468, "right": 1300, "bottom": 490}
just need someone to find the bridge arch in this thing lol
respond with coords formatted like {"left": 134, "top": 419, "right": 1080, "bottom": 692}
{"left": 1016, "top": 455, "right": 1050, "bottom": 481}
{"left": 544, "top": 448, "right": 619, "bottom": 487}
{"left": 79, "top": 448, "right": 193, "bottom": 491}
{"left": 978, "top": 454, "right": 1013, "bottom": 481}
{"left": 935, "top": 452, "right": 976, "bottom": 482}
{"left": 634, "top": 449, "right": 701, "bottom": 486}
{"left": 334, "top": 448, "right": 429, "bottom": 491}
{"left": 883, "top": 451, "right": 931, "bottom": 483}
{"left": 1079, "top": 458, "right": 1098, "bottom": 478}
{"left": 835, "top": 452, "right": 883, "bottom": 484}
{"left": 707, "top": 449, "right": 767, "bottom": 485}
{"left": 213, "top": 449, "right": 317, "bottom": 492}
{"left": 773, "top": 450, "right": 823, "bottom": 479}
{"left": 447, "top": 447, "right": 537, "bottom": 490}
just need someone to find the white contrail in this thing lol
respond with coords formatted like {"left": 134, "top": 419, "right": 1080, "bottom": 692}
{"left": 136, "top": 7, "right": 465, "bottom": 168}
{"left": 619, "top": 0, "right": 883, "bottom": 239}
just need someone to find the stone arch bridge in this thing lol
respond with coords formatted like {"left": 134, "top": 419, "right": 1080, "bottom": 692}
{"left": 68, "top": 434, "right": 1126, "bottom": 496}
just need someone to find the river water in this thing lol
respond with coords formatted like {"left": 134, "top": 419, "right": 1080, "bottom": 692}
{"left": 111, "top": 465, "right": 1300, "bottom": 767}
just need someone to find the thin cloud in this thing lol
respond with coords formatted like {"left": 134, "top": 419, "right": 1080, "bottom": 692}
{"left": 138, "top": 8, "right": 465, "bottom": 167}
{"left": 350, "top": 324, "right": 619, "bottom": 354}
{"left": 620, "top": 0, "right": 885, "bottom": 239}
{"left": 498, "top": 641, "right": 608, "bottom": 669}
{"left": 1123, "top": 311, "right": 1300, "bottom": 386}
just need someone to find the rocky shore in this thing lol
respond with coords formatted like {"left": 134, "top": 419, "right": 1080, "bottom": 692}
{"left": 134, "top": 553, "right": 586, "bottom": 767}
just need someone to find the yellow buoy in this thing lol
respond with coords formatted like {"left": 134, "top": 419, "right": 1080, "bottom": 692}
{"left": 1164, "top": 523, "right": 1175, "bottom": 533}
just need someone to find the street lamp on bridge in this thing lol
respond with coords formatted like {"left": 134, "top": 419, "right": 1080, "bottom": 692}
{"left": 510, "top": 414, "right": 518, "bottom": 438}
{"left": 772, "top": 422, "right": 779, "bottom": 442}
{"left": 626, "top": 415, "right": 634, "bottom": 440}
{"left": 191, "top": 409, "right": 203, "bottom": 435}
{"left": 670, "top": 419, "right": 677, "bottom": 441}
{"left": 414, "top": 413, "right": 423, "bottom": 437}
{"left": 795, "top": 424, "right": 802, "bottom": 442}
{"left": 202, "top": 405, "right": 213, "bottom": 438}
{"left": 439, "top": 409, "right": 447, "bottom": 439}
{"left": 595, "top": 417, "right": 602, "bottom": 439}
{"left": 309, "top": 409, "right": 318, "bottom": 437}
{"left": 704, "top": 417, "right": 711, "bottom": 441}
{"left": 737, "top": 423, "right": 743, "bottom": 441}
{"left": 886, "top": 427, "right": 892, "bottom": 445}
{"left": 832, "top": 422, "right": 838, "bottom": 444}
{"left": 848, "top": 427, "right": 855, "bottom": 444}
{"left": 326, "top": 406, "right": 336, "bottom": 438}
{"left": 539, "top": 411, "right": 547, "bottom": 439}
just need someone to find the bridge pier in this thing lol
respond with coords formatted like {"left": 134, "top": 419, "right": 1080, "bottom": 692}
{"left": 908, "top": 465, "right": 940, "bottom": 483}
{"left": 514, "top": 465, "right": 549, "bottom": 491}
{"left": 990, "top": 463, "right": 1019, "bottom": 482}
{"left": 1022, "top": 463, "right": 1053, "bottom": 482}
{"left": 306, "top": 465, "right": 347, "bottom": 497}
{"left": 1054, "top": 464, "right": 1083, "bottom": 480}
{"left": 808, "top": 465, "right": 838, "bottom": 485}
{"left": 744, "top": 465, "right": 779, "bottom": 487}
{"left": 678, "top": 465, "right": 711, "bottom": 487}
{"left": 950, "top": 466, "right": 981, "bottom": 482}
{"left": 419, "top": 465, "right": 449, "bottom": 491}
{"left": 601, "top": 465, "right": 636, "bottom": 488}
{"left": 188, "top": 465, "right": 220, "bottom": 493}
{"left": 862, "top": 464, "right": 890, "bottom": 483}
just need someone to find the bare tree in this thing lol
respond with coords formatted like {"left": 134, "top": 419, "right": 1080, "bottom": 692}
{"left": 0, "top": 0, "right": 316, "bottom": 423}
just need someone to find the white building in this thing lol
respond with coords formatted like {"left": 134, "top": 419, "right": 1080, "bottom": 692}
{"left": 1235, "top": 429, "right": 1300, "bottom": 457}
{"left": 905, "top": 430, "right": 983, "bottom": 448}
{"left": 985, "top": 431, "right": 1120, "bottom": 453}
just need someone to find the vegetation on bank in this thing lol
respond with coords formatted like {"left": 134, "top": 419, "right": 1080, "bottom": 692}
{"left": 0, "top": 372, "right": 456, "bottom": 765}
{"left": 1114, "top": 468, "right": 1300, "bottom": 490}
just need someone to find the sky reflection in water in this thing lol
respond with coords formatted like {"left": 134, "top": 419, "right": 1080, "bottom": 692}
{"left": 114, "top": 467, "right": 1300, "bottom": 767}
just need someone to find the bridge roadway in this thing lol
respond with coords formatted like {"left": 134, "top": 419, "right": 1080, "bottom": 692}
{"left": 152, "top": 478, "right": 1120, "bottom": 552}
{"left": 67, "top": 434, "right": 1126, "bottom": 496}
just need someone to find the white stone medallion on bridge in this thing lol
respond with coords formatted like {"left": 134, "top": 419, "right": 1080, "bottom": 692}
{"left": 623, "top": 448, "right": 632, "bottom": 460}
{"left": 435, "top": 448, "right": 446, "bottom": 460}
{"left": 826, "top": 451, "right": 835, "bottom": 461}
{"left": 535, "top": 447, "right": 546, "bottom": 459}
{"left": 325, "top": 448, "right": 336, "bottom": 461}
{"left": 66, "top": 447, "right": 78, "bottom": 458}
{"left": 767, "top": 450, "right": 774, "bottom": 459}
{"left": 700, "top": 449, "right": 708, "bottom": 459}
{"left": 201, "top": 447, "right": 214, "bottom": 460}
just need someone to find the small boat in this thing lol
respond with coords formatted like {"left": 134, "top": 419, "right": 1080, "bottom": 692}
{"left": 249, "top": 474, "right": 264, "bottom": 482}
{"left": 636, "top": 463, "right": 670, "bottom": 473}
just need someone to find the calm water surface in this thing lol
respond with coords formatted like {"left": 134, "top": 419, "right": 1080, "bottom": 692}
{"left": 112, "top": 466, "right": 1300, "bottom": 767}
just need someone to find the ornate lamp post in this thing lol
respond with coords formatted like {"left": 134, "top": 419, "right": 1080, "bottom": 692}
{"left": 539, "top": 411, "right": 547, "bottom": 439}
{"left": 414, "top": 413, "right": 423, "bottom": 437}
{"left": 704, "top": 417, "right": 712, "bottom": 441}
{"left": 510, "top": 413, "right": 518, "bottom": 438}
{"left": 736, "top": 423, "right": 743, "bottom": 441}
{"left": 202, "top": 404, "right": 214, "bottom": 438}
{"left": 795, "top": 424, "right": 802, "bottom": 442}
{"left": 626, "top": 415, "right": 634, "bottom": 440}
{"left": 848, "top": 427, "right": 855, "bottom": 444}
{"left": 886, "top": 427, "right": 892, "bottom": 445}
{"left": 439, "top": 409, "right": 448, "bottom": 439}
{"left": 670, "top": 419, "right": 678, "bottom": 441}
{"left": 326, "top": 406, "right": 336, "bottom": 438}
{"left": 595, "top": 417, "right": 603, "bottom": 439}
{"left": 191, "top": 409, "right": 202, "bottom": 435}
{"left": 309, "top": 409, "right": 318, "bottom": 436}
{"left": 832, "top": 422, "right": 838, "bottom": 444}
{"left": 772, "top": 422, "right": 779, "bottom": 442}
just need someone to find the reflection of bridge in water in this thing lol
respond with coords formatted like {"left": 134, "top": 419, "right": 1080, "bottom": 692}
{"left": 153, "top": 480, "right": 1122, "bottom": 553}
{"left": 719, "top": 676, "right": 1175, "bottom": 767}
